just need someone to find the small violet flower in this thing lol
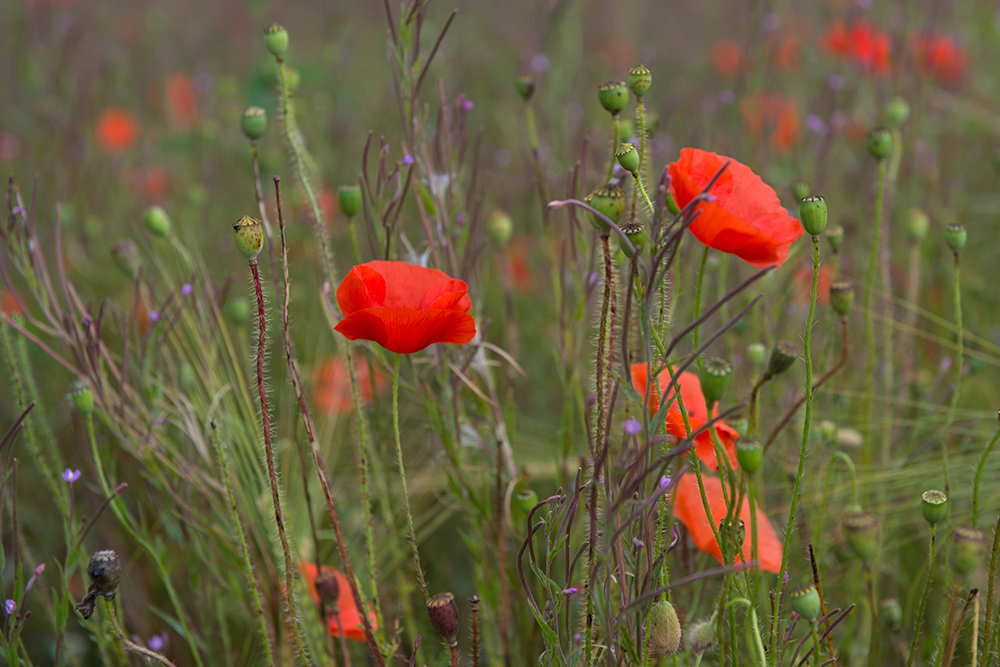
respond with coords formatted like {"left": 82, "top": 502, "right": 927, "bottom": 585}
{"left": 632, "top": 537, "right": 644, "bottom": 548}
{"left": 4, "top": 600, "right": 15, "bottom": 615}
{"left": 181, "top": 283, "right": 193, "bottom": 297}
{"left": 462, "top": 99, "right": 474, "bottom": 112}
{"left": 149, "top": 310, "right": 160, "bottom": 323}
{"left": 147, "top": 633, "right": 169, "bottom": 651}
{"left": 563, "top": 587, "right": 579, "bottom": 596}
{"left": 62, "top": 468, "right": 81, "bottom": 484}
{"left": 660, "top": 475, "right": 671, "bottom": 490}
{"left": 623, "top": 417, "right": 641, "bottom": 436}
{"left": 402, "top": 154, "right": 415, "bottom": 166}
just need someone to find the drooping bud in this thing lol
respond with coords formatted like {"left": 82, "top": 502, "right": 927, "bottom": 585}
{"left": 314, "top": 571, "right": 340, "bottom": 605}
{"left": 263, "top": 23, "right": 289, "bottom": 58}
{"left": 648, "top": 599, "right": 681, "bottom": 656}
{"left": 789, "top": 584, "right": 822, "bottom": 622}
{"left": 224, "top": 296, "right": 250, "bottom": 324}
{"left": 487, "top": 210, "right": 514, "bottom": 245}
{"left": 87, "top": 550, "right": 121, "bottom": 601}
{"left": 627, "top": 64, "right": 651, "bottom": 97}
{"left": 515, "top": 75, "right": 535, "bottom": 101}
{"left": 111, "top": 240, "right": 141, "bottom": 280}
{"left": 951, "top": 526, "right": 987, "bottom": 576}
{"left": 842, "top": 510, "right": 879, "bottom": 562}
{"left": 885, "top": 96, "right": 911, "bottom": 128}
{"left": 616, "top": 143, "right": 640, "bottom": 174}
{"left": 791, "top": 181, "right": 810, "bottom": 202}
{"left": 905, "top": 208, "right": 930, "bottom": 242}
{"left": 736, "top": 436, "right": 763, "bottom": 474}
{"left": 824, "top": 224, "right": 844, "bottom": 253}
{"left": 767, "top": 341, "right": 798, "bottom": 377}
{"left": 585, "top": 185, "right": 625, "bottom": 233}
{"left": 426, "top": 592, "right": 461, "bottom": 647}
{"left": 240, "top": 106, "right": 267, "bottom": 141}
{"left": 71, "top": 380, "right": 95, "bottom": 416}
{"left": 747, "top": 342, "right": 766, "bottom": 367}
{"left": 598, "top": 80, "right": 629, "bottom": 116}
{"left": 619, "top": 221, "right": 648, "bottom": 259}
{"left": 233, "top": 215, "right": 264, "bottom": 260}
{"left": 867, "top": 128, "right": 893, "bottom": 160}
{"left": 829, "top": 280, "right": 855, "bottom": 316}
{"left": 921, "top": 490, "right": 948, "bottom": 526}
{"left": 718, "top": 518, "right": 745, "bottom": 551}
{"left": 880, "top": 598, "right": 903, "bottom": 631}
{"left": 799, "top": 195, "right": 828, "bottom": 237}
{"left": 142, "top": 206, "right": 171, "bottom": 238}
{"left": 687, "top": 618, "right": 715, "bottom": 654}
{"left": 944, "top": 222, "right": 967, "bottom": 253}
{"left": 700, "top": 357, "right": 732, "bottom": 405}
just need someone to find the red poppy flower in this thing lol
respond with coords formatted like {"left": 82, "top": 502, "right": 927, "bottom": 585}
{"left": 709, "top": 40, "right": 745, "bottom": 78}
{"left": 668, "top": 148, "right": 803, "bottom": 268}
{"left": 0, "top": 290, "right": 24, "bottom": 317}
{"left": 673, "top": 473, "right": 783, "bottom": 573}
{"left": 300, "top": 562, "right": 377, "bottom": 642}
{"left": 630, "top": 363, "right": 739, "bottom": 472}
{"left": 914, "top": 33, "right": 966, "bottom": 85}
{"left": 96, "top": 108, "right": 138, "bottom": 153}
{"left": 165, "top": 74, "right": 198, "bottom": 131}
{"left": 822, "top": 20, "right": 891, "bottom": 75}
{"left": 311, "top": 354, "right": 387, "bottom": 415}
{"left": 741, "top": 93, "right": 801, "bottom": 154}
{"left": 334, "top": 261, "right": 476, "bottom": 354}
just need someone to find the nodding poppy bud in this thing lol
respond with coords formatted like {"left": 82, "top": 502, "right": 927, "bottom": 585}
{"left": 700, "top": 357, "right": 732, "bottom": 405}
{"left": 111, "top": 240, "right": 141, "bottom": 280}
{"left": 880, "top": 598, "right": 903, "bottom": 631}
{"left": 71, "top": 380, "right": 95, "bottom": 415}
{"left": 791, "top": 181, "right": 810, "bottom": 202}
{"left": 648, "top": 599, "right": 681, "bottom": 656}
{"left": 836, "top": 427, "right": 863, "bottom": 450}
{"left": 224, "top": 296, "right": 250, "bottom": 324}
{"left": 87, "top": 550, "right": 121, "bottom": 601}
{"left": 487, "top": 210, "right": 514, "bottom": 246}
{"left": 314, "top": 571, "right": 340, "bottom": 605}
{"left": 944, "top": 222, "right": 967, "bottom": 253}
{"left": 842, "top": 510, "right": 879, "bottom": 562}
{"left": 736, "top": 436, "right": 763, "bottom": 474}
{"left": 799, "top": 195, "right": 828, "bottom": 237}
{"left": 767, "top": 341, "right": 798, "bottom": 377}
{"left": 687, "top": 618, "right": 715, "bottom": 654}
{"left": 511, "top": 488, "right": 537, "bottom": 534}
{"left": 718, "top": 518, "right": 745, "bottom": 551}
{"left": 867, "top": 128, "right": 893, "bottom": 160}
{"left": 824, "top": 224, "right": 844, "bottom": 253}
{"left": 921, "top": 490, "right": 947, "bottom": 526}
{"left": 619, "top": 221, "right": 648, "bottom": 259}
{"left": 829, "top": 281, "right": 855, "bottom": 316}
{"left": 338, "top": 185, "right": 362, "bottom": 218}
{"left": 264, "top": 24, "right": 289, "bottom": 58}
{"left": 585, "top": 185, "right": 625, "bottom": 233}
{"left": 515, "top": 75, "right": 535, "bottom": 101}
{"left": 142, "top": 206, "right": 171, "bottom": 238}
{"left": 627, "top": 64, "right": 651, "bottom": 97}
{"left": 598, "top": 80, "right": 629, "bottom": 116}
{"left": 906, "top": 208, "right": 930, "bottom": 242}
{"left": 426, "top": 592, "right": 461, "bottom": 647}
{"left": 233, "top": 215, "right": 264, "bottom": 260}
{"left": 747, "top": 342, "right": 767, "bottom": 367}
{"left": 240, "top": 106, "right": 267, "bottom": 141}
{"left": 951, "top": 526, "right": 987, "bottom": 576}
{"left": 885, "top": 96, "right": 910, "bottom": 128}
{"left": 616, "top": 143, "right": 640, "bottom": 174}
{"left": 789, "top": 584, "right": 822, "bottom": 622}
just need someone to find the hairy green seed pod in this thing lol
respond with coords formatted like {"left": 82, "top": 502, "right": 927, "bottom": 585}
{"left": 824, "top": 224, "right": 844, "bottom": 253}
{"left": 338, "top": 184, "right": 362, "bottom": 218}
{"left": 619, "top": 221, "right": 648, "bottom": 259}
{"left": 616, "top": 143, "right": 640, "bottom": 174}
{"left": 736, "top": 436, "right": 763, "bottom": 474}
{"left": 585, "top": 185, "right": 625, "bottom": 233}
{"left": 905, "top": 208, "right": 930, "bottom": 242}
{"left": 240, "top": 106, "right": 267, "bottom": 141}
{"left": 944, "top": 222, "right": 967, "bottom": 253}
{"left": 687, "top": 619, "right": 715, "bottom": 654}
{"left": 71, "top": 380, "right": 94, "bottom": 415}
{"left": 142, "top": 205, "right": 171, "bottom": 238}
{"left": 233, "top": 215, "right": 264, "bottom": 260}
{"left": 842, "top": 510, "right": 879, "bottom": 562}
{"left": 880, "top": 598, "right": 903, "bottom": 631}
{"left": 791, "top": 181, "right": 810, "bottom": 202}
{"left": 700, "top": 357, "right": 732, "bottom": 405}
{"left": 515, "top": 75, "right": 535, "bottom": 101}
{"left": 648, "top": 599, "right": 681, "bottom": 656}
{"left": 951, "top": 526, "right": 986, "bottom": 576}
{"left": 767, "top": 341, "right": 798, "bottom": 377}
{"left": 921, "top": 490, "right": 948, "bottom": 526}
{"left": 487, "top": 210, "right": 514, "bottom": 245}
{"left": 598, "top": 80, "right": 629, "bottom": 116}
{"left": 426, "top": 592, "right": 461, "bottom": 647}
{"left": 867, "top": 127, "right": 893, "bottom": 160}
{"left": 111, "top": 240, "right": 141, "bottom": 280}
{"left": 789, "top": 584, "right": 822, "bottom": 621}
{"left": 263, "top": 23, "right": 289, "bottom": 58}
{"left": 885, "top": 96, "right": 910, "bottom": 128}
{"left": 799, "top": 195, "right": 828, "bottom": 237}
{"left": 829, "top": 280, "right": 855, "bottom": 316}
{"left": 747, "top": 342, "right": 766, "bottom": 367}
{"left": 628, "top": 64, "right": 651, "bottom": 97}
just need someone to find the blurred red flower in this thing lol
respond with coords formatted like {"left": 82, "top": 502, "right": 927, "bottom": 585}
{"left": 741, "top": 92, "right": 801, "bottom": 154}
{"left": 165, "top": 74, "right": 198, "bottom": 131}
{"left": 96, "top": 108, "right": 138, "bottom": 153}
{"left": 334, "top": 261, "right": 476, "bottom": 354}
{"left": 673, "top": 472, "right": 783, "bottom": 572}
{"left": 914, "top": 33, "right": 966, "bottom": 85}
{"left": 311, "top": 355, "right": 387, "bottom": 415}
{"left": 822, "top": 20, "right": 891, "bottom": 75}
{"left": 793, "top": 262, "right": 834, "bottom": 307}
{"left": 300, "top": 562, "right": 377, "bottom": 642}
{"left": 710, "top": 40, "right": 745, "bottom": 77}
{"left": 668, "top": 148, "right": 803, "bottom": 268}
{"left": 0, "top": 290, "right": 24, "bottom": 317}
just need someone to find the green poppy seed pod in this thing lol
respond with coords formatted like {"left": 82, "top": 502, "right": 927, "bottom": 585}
{"left": 687, "top": 619, "right": 715, "bottom": 654}
{"left": 111, "top": 240, "right": 141, "bottom": 280}
{"left": 736, "top": 436, "right": 763, "bottom": 474}
{"left": 224, "top": 296, "right": 250, "bottom": 324}
{"left": 791, "top": 181, "right": 810, "bottom": 202}
{"left": 263, "top": 23, "right": 289, "bottom": 58}
{"left": 487, "top": 210, "right": 514, "bottom": 245}
{"left": 944, "top": 222, "right": 967, "bottom": 253}
{"left": 648, "top": 599, "right": 681, "bottom": 656}
{"left": 616, "top": 143, "right": 640, "bottom": 174}
{"left": 240, "top": 106, "right": 267, "bottom": 141}
{"left": 951, "top": 526, "right": 987, "bottom": 576}
{"left": 585, "top": 185, "right": 625, "bottom": 233}
{"left": 142, "top": 205, "right": 171, "bottom": 238}
{"left": 818, "top": 420, "right": 837, "bottom": 441}
{"left": 598, "top": 80, "right": 629, "bottom": 116}
{"left": 515, "top": 75, "right": 535, "bottom": 101}
{"left": 71, "top": 380, "right": 95, "bottom": 415}
{"left": 618, "top": 119, "right": 635, "bottom": 139}
{"left": 767, "top": 341, "right": 798, "bottom": 377}
{"left": 829, "top": 280, "right": 855, "bottom": 316}
{"left": 619, "top": 221, "right": 648, "bottom": 259}
{"left": 836, "top": 427, "right": 863, "bottom": 450}
{"left": 730, "top": 417, "right": 748, "bottom": 437}
{"left": 921, "top": 490, "right": 948, "bottom": 526}
{"left": 799, "top": 195, "right": 828, "bottom": 237}
{"left": 880, "top": 598, "right": 903, "bottom": 631}
{"left": 426, "top": 592, "right": 460, "bottom": 648}
{"left": 233, "top": 215, "right": 264, "bottom": 260}
{"left": 789, "top": 584, "right": 822, "bottom": 622}
{"left": 885, "top": 96, "right": 911, "bottom": 128}
{"left": 842, "top": 510, "right": 879, "bottom": 562}
{"left": 718, "top": 518, "right": 745, "bottom": 550}
{"left": 628, "top": 64, "right": 651, "bottom": 97}
{"left": 512, "top": 488, "right": 537, "bottom": 533}
{"left": 314, "top": 571, "right": 340, "bottom": 605}
{"left": 747, "top": 342, "right": 767, "bottom": 367}
{"left": 87, "top": 550, "right": 121, "bottom": 601}
{"left": 338, "top": 185, "right": 362, "bottom": 218}
{"left": 824, "top": 225, "right": 844, "bottom": 253}
{"left": 867, "top": 127, "right": 893, "bottom": 160}
{"left": 905, "top": 208, "right": 930, "bottom": 242}
{"left": 700, "top": 357, "right": 732, "bottom": 405}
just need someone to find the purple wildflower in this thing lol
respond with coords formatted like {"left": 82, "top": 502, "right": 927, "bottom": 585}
{"left": 632, "top": 537, "right": 644, "bottom": 548}
{"left": 563, "top": 587, "right": 579, "bottom": 596}
{"left": 148, "top": 633, "right": 169, "bottom": 652}
{"left": 181, "top": 283, "right": 193, "bottom": 297}
{"left": 462, "top": 100, "right": 474, "bottom": 112}
{"left": 660, "top": 475, "right": 671, "bottom": 490}
{"left": 623, "top": 418, "right": 641, "bottom": 436}
{"left": 149, "top": 310, "right": 160, "bottom": 323}
{"left": 4, "top": 600, "right": 15, "bottom": 615}
{"left": 62, "top": 468, "right": 81, "bottom": 484}
{"left": 806, "top": 114, "right": 828, "bottom": 136}
{"left": 530, "top": 54, "right": 550, "bottom": 73}
{"left": 402, "top": 154, "right": 415, "bottom": 166}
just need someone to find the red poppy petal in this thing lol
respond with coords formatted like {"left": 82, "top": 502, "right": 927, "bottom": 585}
{"left": 423, "top": 285, "right": 473, "bottom": 312}
{"left": 335, "top": 307, "right": 476, "bottom": 354}
{"left": 337, "top": 265, "right": 386, "bottom": 315}
{"left": 363, "top": 261, "right": 466, "bottom": 310}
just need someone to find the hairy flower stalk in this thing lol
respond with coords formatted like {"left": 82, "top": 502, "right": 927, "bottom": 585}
{"left": 940, "top": 233, "right": 965, "bottom": 508}
{"left": 861, "top": 154, "right": 886, "bottom": 478}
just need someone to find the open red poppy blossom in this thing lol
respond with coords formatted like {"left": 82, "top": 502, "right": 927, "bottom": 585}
{"left": 630, "top": 363, "right": 740, "bottom": 472}
{"left": 301, "top": 562, "right": 377, "bottom": 642}
{"left": 822, "top": 20, "right": 891, "bottom": 75}
{"left": 311, "top": 354, "right": 387, "bottom": 415}
{"left": 673, "top": 473, "right": 783, "bottom": 573}
{"left": 914, "top": 33, "right": 967, "bottom": 85}
{"left": 668, "top": 148, "right": 803, "bottom": 268}
{"left": 334, "top": 261, "right": 476, "bottom": 355}
{"left": 96, "top": 108, "right": 138, "bottom": 153}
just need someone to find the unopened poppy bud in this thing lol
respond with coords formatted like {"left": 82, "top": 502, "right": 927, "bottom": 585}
{"left": 951, "top": 526, "right": 987, "bottom": 576}
{"left": 314, "top": 571, "right": 340, "bottom": 604}
{"left": 264, "top": 23, "right": 289, "bottom": 58}
{"left": 111, "top": 240, "right": 141, "bottom": 280}
{"left": 687, "top": 619, "right": 715, "bottom": 654}
{"left": 487, "top": 210, "right": 514, "bottom": 245}
{"left": 665, "top": 189, "right": 680, "bottom": 216}
{"left": 842, "top": 510, "right": 879, "bottom": 562}
{"left": 736, "top": 436, "right": 763, "bottom": 474}
{"left": 829, "top": 280, "right": 855, "bottom": 316}
{"left": 818, "top": 420, "right": 837, "bottom": 441}
{"left": 944, "top": 222, "right": 966, "bottom": 253}
{"left": 906, "top": 208, "right": 930, "bottom": 242}
{"left": 836, "top": 427, "right": 863, "bottom": 449}
{"left": 233, "top": 215, "right": 264, "bottom": 260}
{"left": 789, "top": 584, "right": 821, "bottom": 622}
{"left": 767, "top": 341, "right": 798, "bottom": 377}
{"left": 585, "top": 185, "right": 625, "bottom": 233}
{"left": 700, "top": 357, "right": 732, "bottom": 405}
{"left": 224, "top": 296, "right": 250, "bottom": 324}
{"left": 921, "top": 490, "right": 947, "bottom": 526}
{"left": 338, "top": 185, "right": 362, "bottom": 218}
{"left": 515, "top": 75, "right": 535, "bottom": 101}
{"left": 598, "top": 80, "right": 629, "bottom": 116}
{"left": 885, "top": 96, "right": 910, "bottom": 128}
{"left": 648, "top": 599, "right": 681, "bottom": 656}
{"left": 880, "top": 598, "right": 903, "bottom": 631}
{"left": 142, "top": 206, "right": 171, "bottom": 238}
{"left": 619, "top": 221, "right": 648, "bottom": 259}
{"left": 628, "top": 64, "right": 651, "bottom": 97}
{"left": 87, "top": 550, "right": 121, "bottom": 601}
{"left": 71, "top": 380, "right": 94, "bottom": 415}
{"left": 240, "top": 106, "right": 267, "bottom": 141}
{"left": 747, "top": 342, "right": 766, "bottom": 366}
{"left": 791, "top": 181, "right": 810, "bottom": 202}
{"left": 718, "top": 518, "right": 745, "bottom": 550}
{"left": 616, "top": 143, "right": 640, "bottom": 174}
{"left": 799, "top": 195, "right": 828, "bottom": 237}
{"left": 824, "top": 224, "right": 844, "bottom": 253}
{"left": 867, "top": 128, "right": 893, "bottom": 160}
{"left": 512, "top": 488, "right": 537, "bottom": 532}
{"left": 426, "top": 592, "right": 460, "bottom": 647}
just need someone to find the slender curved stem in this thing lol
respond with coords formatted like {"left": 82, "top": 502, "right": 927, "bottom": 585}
{"left": 973, "top": 421, "right": 1000, "bottom": 528}
{"left": 606, "top": 115, "right": 620, "bottom": 183}
{"left": 106, "top": 601, "right": 177, "bottom": 667}
{"left": 907, "top": 525, "right": 936, "bottom": 667}
{"left": 861, "top": 159, "right": 886, "bottom": 476}
{"left": 941, "top": 251, "right": 963, "bottom": 531}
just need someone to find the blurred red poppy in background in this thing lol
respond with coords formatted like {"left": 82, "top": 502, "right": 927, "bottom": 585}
{"left": 165, "top": 74, "right": 198, "bottom": 131}
{"left": 334, "top": 261, "right": 476, "bottom": 354}
{"left": 311, "top": 355, "right": 387, "bottom": 415}
{"left": 741, "top": 92, "right": 801, "bottom": 154}
{"left": 710, "top": 39, "right": 745, "bottom": 77}
{"left": 300, "top": 562, "right": 377, "bottom": 642}
{"left": 668, "top": 149, "right": 803, "bottom": 268}
{"left": 0, "top": 290, "right": 24, "bottom": 317}
{"left": 96, "top": 108, "right": 138, "bottom": 153}
{"left": 914, "top": 33, "right": 966, "bottom": 85}
{"left": 822, "top": 19, "right": 891, "bottom": 74}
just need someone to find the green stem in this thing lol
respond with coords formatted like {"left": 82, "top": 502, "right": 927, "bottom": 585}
{"left": 941, "top": 251, "right": 963, "bottom": 507}
{"left": 632, "top": 171, "right": 655, "bottom": 215}
{"left": 907, "top": 525, "right": 936, "bottom": 667}
{"left": 606, "top": 115, "right": 620, "bottom": 184}
{"left": 862, "top": 159, "right": 886, "bottom": 477}
{"left": 810, "top": 623, "right": 823, "bottom": 667}
{"left": 107, "top": 601, "right": 177, "bottom": 667}
{"left": 726, "top": 598, "right": 767, "bottom": 666}
{"left": 693, "top": 246, "right": 710, "bottom": 350}
{"left": 973, "top": 422, "right": 1000, "bottom": 529}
